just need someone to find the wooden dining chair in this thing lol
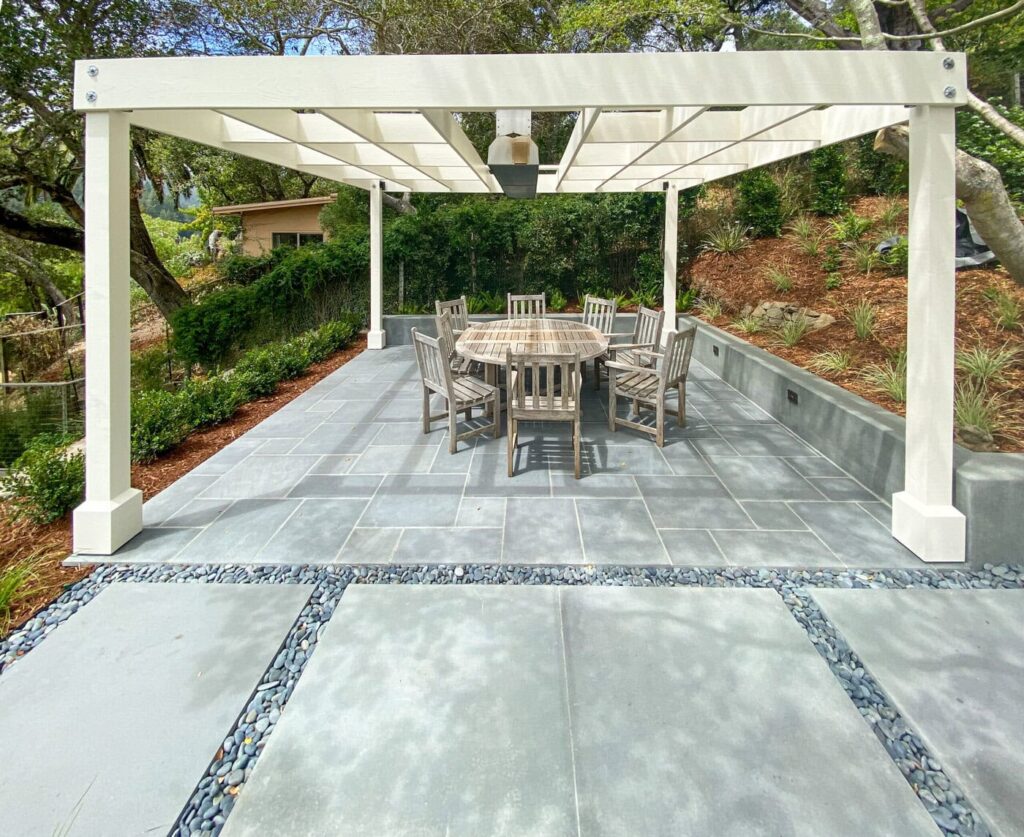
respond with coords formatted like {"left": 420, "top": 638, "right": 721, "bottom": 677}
{"left": 506, "top": 350, "right": 582, "bottom": 479}
{"left": 581, "top": 294, "right": 617, "bottom": 385}
{"left": 435, "top": 311, "right": 480, "bottom": 377}
{"left": 412, "top": 328, "right": 500, "bottom": 454}
{"left": 605, "top": 326, "right": 697, "bottom": 447}
{"left": 435, "top": 296, "right": 469, "bottom": 335}
{"left": 507, "top": 293, "right": 546, "bottom": 319}
{"left": 594, "top": 306, "right": 664, "bottom": 390}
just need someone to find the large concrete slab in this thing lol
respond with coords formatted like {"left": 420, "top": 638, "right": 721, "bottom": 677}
{"left": 224, "top": 585, "right": 577, "bottom": 837}
{"left": 227, "top": 585, "right": 936, "bottom": 836}
{"left": 0, "top": 582, "right": 312, "bottom": 837}
{"left": 562, "top": 587, "right": 938, "bottom": 836}
{"left": 812, "top": 589, "right": 1024, "bottom": 837}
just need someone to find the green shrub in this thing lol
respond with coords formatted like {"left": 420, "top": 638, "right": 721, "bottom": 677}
{"left": 822, "top": 245, "right": 842, "bottom": 274}
{"left": 831, "top": 212, "right": 872, "bottom": 243}
{"left": 299, "top": 318, "right": 358, "bottom": 363}
{"left": 1, "top": 435, "right": 85, "bottom": 524}
{"left": 957, "top": 101, "right": 1024, "bottom": 206}
{"left": 549, "top": 289, "right": 568, "bottom": 312}
{"left": 171, "top": 285, "right": 257, "bottom": 368}
{"left": 131, "top": 345, "right": 172, "bottom": 393}
{"left": 218, "top": 250, "right": 282, "bottom": 285}
{"left": 676, "top": 286, "right": 699, "bottom": 312}
{"left": 735, "top": 169, "right": 784, "bottom": 237}
{"left": 176, "top": 377, "right": 243, "bottom": 428}
{"left": 1, "top": 558, "right": 40, "bottom": 632}
{"left": 882, "top": 239, "right": 908, "bottom": 275}
{"left": 824, "top": 272, "right": 843, "bottom": 290}
{"left": 132, "top": 390, "right": 190, "bottom": 463}
{"left": 810, "top": 145, "right": 847, "bottom": 216}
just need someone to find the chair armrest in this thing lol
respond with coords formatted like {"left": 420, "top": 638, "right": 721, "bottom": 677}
{"left": 608, "top": 341, "right": 655, "bottom": 352}
{"left": 633, "top": 348, "right": 663, "bottom": 359}
{"left": 603, "top": 360, "right": 658, "bottom": 375}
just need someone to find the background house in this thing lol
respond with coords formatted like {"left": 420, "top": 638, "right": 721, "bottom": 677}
{"left": 211, "top": 195, "right": 335, "bottom": 256}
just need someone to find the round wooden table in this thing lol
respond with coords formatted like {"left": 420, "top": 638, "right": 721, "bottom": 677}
{"left": 457, "top": 318, "right": 609, "bottom": 365}
{"left": 457, "top": 319, "right": 609, "bottom": 419}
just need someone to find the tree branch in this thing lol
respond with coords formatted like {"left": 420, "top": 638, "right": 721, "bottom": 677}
{"left": 0, "top": 204, "right": 84, "bottom": 251}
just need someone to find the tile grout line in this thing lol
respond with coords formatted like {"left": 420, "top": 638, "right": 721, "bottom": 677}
{"left": 556, "top": 588, "right": 584, "bottom": 837}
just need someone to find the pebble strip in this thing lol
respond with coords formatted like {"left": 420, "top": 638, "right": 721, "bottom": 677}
{"left": 2, "top": 561, "right": 1021, "bottom": 837}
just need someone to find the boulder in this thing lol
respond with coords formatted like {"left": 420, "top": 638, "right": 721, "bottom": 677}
{"left": 750, "top": 301, "right": 835, "bottom": 331}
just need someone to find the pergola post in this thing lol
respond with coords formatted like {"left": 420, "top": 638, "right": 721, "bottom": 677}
{"left": 72, "top": 111, "right": 142, "bottom": 554}
{"left": 891, "top": 104, "right": 965, "bottom": 563}
{"left": 662, "top": 183, "right": 679, "bottom": 334}
{"left": 367, "top": 180, "right": 386, "bottom": 349}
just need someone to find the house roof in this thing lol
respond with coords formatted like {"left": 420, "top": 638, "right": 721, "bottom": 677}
{"left": 210, "top": 195, "right": 337, "bottom": 215}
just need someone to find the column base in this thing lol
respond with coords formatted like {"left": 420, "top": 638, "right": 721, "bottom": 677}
{"left": 73, "top": 488, "right": 143, "bottom": 556}
{"left": 367, "top": 329, "right": 387, "bottom": 350}
{"left": 891, "top": 491, "right": 966, "bottom": 563}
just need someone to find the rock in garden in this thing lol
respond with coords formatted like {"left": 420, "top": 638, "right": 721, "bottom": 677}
{"left": 750, "top": 301, "right": 835, "bottom": 331}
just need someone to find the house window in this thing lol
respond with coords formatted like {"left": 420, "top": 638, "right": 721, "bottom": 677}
{"left": 272, "top": 232, "right": 324, "bottom": 249}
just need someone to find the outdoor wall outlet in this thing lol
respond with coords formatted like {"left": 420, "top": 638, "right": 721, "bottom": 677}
{"left": 712, "top": 345, "right": 719, "bottom": 357}
{"left": 787, "top": 389, "right": 799, "bottom": 405}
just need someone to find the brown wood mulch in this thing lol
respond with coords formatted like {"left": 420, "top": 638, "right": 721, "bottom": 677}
{"left": 687, "top": 195, "right": 1024, "bottom": 452}
{"left": 0, "top": 340, "right": 365, "bottom": 635}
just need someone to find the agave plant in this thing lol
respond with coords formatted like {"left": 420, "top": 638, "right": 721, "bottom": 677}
{"left": 701, "top": 223, "right": 751, "bottom": 255}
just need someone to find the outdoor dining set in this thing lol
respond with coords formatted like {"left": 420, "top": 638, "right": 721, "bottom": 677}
{"left": 411, "top": 293, "right": 697, "bottom": 479}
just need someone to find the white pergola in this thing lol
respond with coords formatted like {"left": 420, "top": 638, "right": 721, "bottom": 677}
{"left": 71, "top": 52, "right": 967, "bottom": 563}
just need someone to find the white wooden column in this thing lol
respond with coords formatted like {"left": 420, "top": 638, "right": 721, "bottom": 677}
{"left": 73, "top": 111, "right": 143, "bottom": 554}
{"left": 367, "top": 181, "right": 386, "bottom": 349}
{"left": 891, "top": 105, "right": 965, "bottom": 563}
{"left": 662, "top": 184, "right": 679, "bottom": 335}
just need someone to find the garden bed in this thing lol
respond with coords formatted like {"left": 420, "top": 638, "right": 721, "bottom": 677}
{"left": 688, "top": 196, "right": 1024, "bottom": 452}
{"left": 0, "top": 339, "right": 365, "bottom": 636}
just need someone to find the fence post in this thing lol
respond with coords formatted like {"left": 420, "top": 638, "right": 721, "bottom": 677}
{"left": 61, "top": 384, "right": 69, "bottom": 435}
{"left": 0, "top": 335, "right": 6, "bottom": 385}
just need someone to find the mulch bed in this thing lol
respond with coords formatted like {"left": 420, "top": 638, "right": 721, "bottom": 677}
{"left": 688, "top": 196, "right": 1024, "bottom": 452}
{"left": 0, "top": 339, "right": 365, "bottom": 634}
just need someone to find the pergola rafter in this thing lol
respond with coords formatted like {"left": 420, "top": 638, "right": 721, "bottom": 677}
{"left": 71, "top": 51, "right": 969, "bottom": 566}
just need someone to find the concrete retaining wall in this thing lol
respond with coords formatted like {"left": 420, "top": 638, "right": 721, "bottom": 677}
{"left": 382, "top": 314, "right": 1023, "bottom": 565}
{"left": 686, "top": 317, "right": 1024, "bottom": 566}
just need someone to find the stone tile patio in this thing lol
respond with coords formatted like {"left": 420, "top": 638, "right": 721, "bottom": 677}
{"left": 96, "top": 345, "right": 923, "bottom": 569}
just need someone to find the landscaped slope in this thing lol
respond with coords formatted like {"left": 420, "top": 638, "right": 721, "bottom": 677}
{"left": 687, "top": 197, "right": 1024, "bottom": 452}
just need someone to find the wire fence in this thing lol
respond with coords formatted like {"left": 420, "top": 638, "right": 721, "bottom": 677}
{"left": 0, "top": 379, "right": 85, "bottom": 469}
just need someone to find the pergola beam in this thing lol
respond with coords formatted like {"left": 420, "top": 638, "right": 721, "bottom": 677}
{"left": 75, "top": 52, "right": 967, "bottom": 111}
{"left": 596, "top": 107, "right": 706, "bottom": 190}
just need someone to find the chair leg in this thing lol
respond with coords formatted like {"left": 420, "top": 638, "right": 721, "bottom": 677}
{"left": 507, "top": 418, "right": 516, "bottom": 477}
{"left": 632, "top": 398, "right": 641, "bottom": 420}
{"left": 593, "top": 359, "right": 601, "bottom": 391}
{"left": 573, "top": 419, "right": 581, "bottom": 480}
{"left": 677, "top": 380, "right": 686, "bottom": 427}
{"left": 607, "top": 383, "right": 616, "bottom": 432}
{"left": 421, "top": 386, "right": 431, "bottom": 434}
{"left": 656, "top": 399, "right": 665, "bottom": 448}
{"left": 448, "top": 401, "right": 458, "bottom": 455}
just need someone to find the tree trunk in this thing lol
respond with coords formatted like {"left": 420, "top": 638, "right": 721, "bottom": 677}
{"left": 875, "top": 125, "right": 1024, "bottom": 285}
{"left": 383, "top": 192, "right": 417, "bottom": 215}
{"left": 128, "top": 195, "right": 190, "bottom": 319}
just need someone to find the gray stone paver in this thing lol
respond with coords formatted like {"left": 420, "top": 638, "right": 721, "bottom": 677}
{"left": 0, "top": 583, "right": 311, "bottom": 837}
{"left": 563, "top": 587, "right": 939, "bottom": 837}
{"left": 222, "top": 585, "right": 577, "bottom": 837}
{"left": 222, "top": 585, "right": 939, "bottom": 837}
{"left": 812, "top": 589, "right": 1024, "bottom": 837}
{"left": 98, "top": 344, "right": 922, "bottom": 568}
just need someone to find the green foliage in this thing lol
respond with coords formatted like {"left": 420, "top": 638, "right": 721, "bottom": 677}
{"left": 735, "top": 169, "right": 784, "bottom": 237}
{"left": 956, "top": 344, "right": 1019, "bottom": 387}
{"left": 629, "top": 286, "right": 658, "bottom": 309}
{"left": 850, "top": 300, "right": 876, "bottom": 340}
{"left": 131, "top": 345, "right": 172, "bottom": 393}
{"left": 701, "top": 223, "right": 751, "bottom": 254}
{"left": 549, "top": 289, "right": 568, "bottom": 312}
{"left": 957, "top": 101, "right": 1024, "bottom": 206}
{"left": 822, "top": 245, "right": 842, "bottom": 274}
{"left": 878, "top": 199, "right": 903, "bottom": 230}
{"left": 824, "top": 272, "right": 843, "bottom": 290}
{"left": 732, "top": 315, "right": 762, "bottom": 334}
{"left": 882, "top": 239, "right": 909, "bottom": 275}
{"left": 132, "top": 319, "right": 357, "bottom": 463}
{"left": 777, "top": 316, "right": 810, "bottom": 347}
{"left": 847, "top": 241, "right": 880, "bottom": 275}
{"left": 172, "top": 286, "right": 257, "bottom": 368}
{"left": 809, "top": 350, "right": 852, "bottom": 374}
{"left": 789, "top": 215, "right": 823, "bottom": 257}
{"left": 697, "top": 297, "right": 723, "bottom": 319}
{"left": 863, "top": 348, "right": 908, "bottom": 403}
{"left": 1, "top": 435, "right": 84, "bottom": 524}
{"left": 830, "top": 212, "right": 872, "bottom": 243}
{"left": 676, "top": 286, "right": 699, "bottom": 312}
{"left": 810, "top": 145, "right": 847, "bottom": 216}
{"left": 850, "top": 135, "right": 907, "bottom": 196}
{"left": 0, "top": 387, "right": 81, "bottom": 469}
{"left": 764, "top": 267, "right": 792, "bottom": 293}
{"left": 218, "top": 251, "right": 282, "bottom": 285}
{"left": 143, "top": 217, "right": 207, "bottom": 278}
{"left": 0, "top": 558, "right": 39, "bottom": 632}
{"left": 987, "top": 289, "right": 1022, "bottom": 330}
{"left": 175, "top": 377, "right": 244, "bottom": 428}
{"left": 131, "top": 389, "right": 190, "bottom": 463}
{"left": 955, "top": 382, "right": 1003, "bottom": 438}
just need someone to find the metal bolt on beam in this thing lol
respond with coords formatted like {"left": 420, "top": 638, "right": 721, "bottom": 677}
{"left": 86, "top": 91, "right": 97, "bottom": 103}
{"left": 87, "top": 65, "right": 99, "bottom": 77}
{"left": 943, "top": 86, "right": 956, "bottom": 99}
{"left": 942, "top": 58, "right": 955, "bottom": 70}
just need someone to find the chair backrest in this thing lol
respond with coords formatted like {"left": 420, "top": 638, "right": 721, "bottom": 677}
{"left": 582, "top": 295, "right": 617, "bottom": 335}
{"left": 659, "top": 327, "right": 697, "bottom": 389}
{"left": 412, "top": 328, "right": 454, "bottom": 397}
{"left": 633, "top": 306, "right": 665, "bottom": 347}
{"left": 435, "top": 311, "right": 458, "bottom": 361}
{"left": 507, "top": 293, "right": 546, "bottom": 320}
{"left": 506, "top": 350, "right": 580, "bottom": 418}
{"left": 435, "top": 296, "right": 469, "bottom": 332}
